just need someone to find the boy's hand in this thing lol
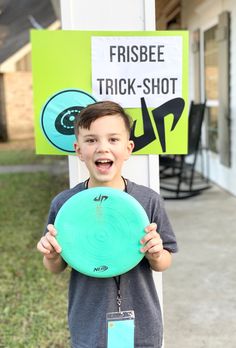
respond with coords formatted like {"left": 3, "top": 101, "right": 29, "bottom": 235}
{"left": 140, "top": 223, "right": 163, "bottom": 261}
{"left": 37, "top": 224, "right": 62, "bottom": 260}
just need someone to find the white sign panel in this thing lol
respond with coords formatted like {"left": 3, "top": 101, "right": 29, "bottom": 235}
{"left": 92, "top": 36, "right": 183, "bottom": 108}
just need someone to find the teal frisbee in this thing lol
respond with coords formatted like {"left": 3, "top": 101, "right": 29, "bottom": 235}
{"left": 54, "top": 187, "right": 149, "bottom": 278}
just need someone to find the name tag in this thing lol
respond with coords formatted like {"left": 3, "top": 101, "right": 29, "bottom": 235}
{"left": 106, "top": 310, "right": 135, "bottom": 348}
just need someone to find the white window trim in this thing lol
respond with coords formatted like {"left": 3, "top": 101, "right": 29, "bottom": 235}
{"left": 199, "top": 18, "right": 219, "bottom": 155}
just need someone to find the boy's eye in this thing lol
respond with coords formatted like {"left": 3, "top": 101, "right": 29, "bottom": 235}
{"left": 110, "top": 138, "right": 119, "bottom": 143}
{"left": 85, "top": 138, "right": 96, "bottom": 143}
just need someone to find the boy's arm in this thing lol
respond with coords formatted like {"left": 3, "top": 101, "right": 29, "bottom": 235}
{"left": 140, "top": 223, "right": 172, "bottom": 272}
{"left": 43, "top": 254, "right": 67, "bottom": 274}
{"left": 145, "top": 248, "right": 172, "bottom": 272}
{"left": 37, "top": 224, "right": 67, "bottom": 274}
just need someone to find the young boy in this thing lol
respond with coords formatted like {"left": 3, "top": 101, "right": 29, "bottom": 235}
{"left": 37, "top": 101, "right": 178, "bottom": 348}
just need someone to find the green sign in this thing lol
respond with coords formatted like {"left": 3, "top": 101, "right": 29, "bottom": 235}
{"left": 31, "top": 30, "right": 188, "bottom": 155}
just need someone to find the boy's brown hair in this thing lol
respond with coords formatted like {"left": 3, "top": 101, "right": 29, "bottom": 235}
{"left": 74, "top": 101, "right": 133, "bottom": 138}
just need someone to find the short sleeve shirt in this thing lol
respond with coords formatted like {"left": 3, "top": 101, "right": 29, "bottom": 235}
{"left": 46, "top": 179, "right": 178, "bottom": 348}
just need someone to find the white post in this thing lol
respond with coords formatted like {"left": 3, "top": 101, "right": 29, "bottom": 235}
{"left": 60, "top": 0, "right": 162, "bottom": 324}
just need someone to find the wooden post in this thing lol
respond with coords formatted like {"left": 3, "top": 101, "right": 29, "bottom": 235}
{"left": 59, "top": 0, "right": 163, "bottom": 329}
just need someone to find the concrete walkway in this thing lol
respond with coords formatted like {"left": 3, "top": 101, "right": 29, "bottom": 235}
{"left": 163, "top": 184, "right": 236, "bottom": 348}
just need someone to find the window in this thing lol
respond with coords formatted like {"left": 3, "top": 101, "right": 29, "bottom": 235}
{"left": 204, "top": 25, "right": 219, "bottom": 153}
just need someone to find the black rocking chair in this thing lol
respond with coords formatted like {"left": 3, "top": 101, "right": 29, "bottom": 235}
{"left": 159, "top": 101, "right": 211, "bottom": 199}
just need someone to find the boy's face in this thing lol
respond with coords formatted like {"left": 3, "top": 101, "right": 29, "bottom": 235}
{"left": 74, "top": 115, "right": 134, "bottom": 188}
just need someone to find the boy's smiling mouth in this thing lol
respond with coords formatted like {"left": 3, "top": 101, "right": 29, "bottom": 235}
{"left": 95, "top": 159, "right": 113, "bottom": 171}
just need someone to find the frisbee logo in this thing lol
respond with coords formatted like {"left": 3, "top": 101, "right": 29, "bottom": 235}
{"left": 93, "top": 194, "right": 108, "bottom": 203}
{"left": 55, "top": 106, "right": 84, "bottom": 135}
{"left": 93, "top": 265, "right": 108, "bottom": 273}
{"left": 40, "top": 89, "right": 97, "bottom": 152}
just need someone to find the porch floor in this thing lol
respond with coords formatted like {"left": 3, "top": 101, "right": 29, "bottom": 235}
{"left": 163, "top": 184, "right": 236, "bottom": 348}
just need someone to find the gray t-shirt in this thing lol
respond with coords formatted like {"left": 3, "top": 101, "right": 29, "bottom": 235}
{"left": 46, "top": 179, "right": 178, "bottom": 348}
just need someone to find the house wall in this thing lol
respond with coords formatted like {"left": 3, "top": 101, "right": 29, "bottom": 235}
{"left": 182, "top": 0, "right": 236, "bottom": 196}
{"left": 0, "top": 74, "right": 8, "bottom": 141}
{"left": 0, "top": 20, "right": 60, "bottom": 143}
{"left": 3, "top": 72, "right": 34, "bottom": 140}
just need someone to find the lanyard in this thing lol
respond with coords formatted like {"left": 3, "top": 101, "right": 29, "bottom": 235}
{"left": 84, "top": 177, "right": 127, "bottom": 313}
{"left": 113, "top": 275, "right": 122, "bottom": 312}
{"left": 84, "top": 176, "right": 127, "bottom": 192}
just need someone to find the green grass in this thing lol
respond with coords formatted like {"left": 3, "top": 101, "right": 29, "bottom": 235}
{"left": 0, "top": 147, "right": 67, "bottom": 166}
{"left": 0, "top": 171, "right": 71, "bottom": 348}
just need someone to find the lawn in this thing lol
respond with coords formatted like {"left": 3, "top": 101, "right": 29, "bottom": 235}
{"left": 0, "top": 139, "right": 67, "bottom": 166}
{"left": 0, "top": 169, "right": 71, "bottom": 347}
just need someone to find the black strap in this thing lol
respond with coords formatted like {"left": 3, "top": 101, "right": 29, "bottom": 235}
{"left": 84, "top": 178, "right": 89, "bottom": 189}
{"left": 122, "top": 176, "right": 128, "bottom": 193}
{"left": 113, "top": 275, "right": 122, "bottom": 312}
{"left": 84, "top": 176, "right": 127, "bottom": 192}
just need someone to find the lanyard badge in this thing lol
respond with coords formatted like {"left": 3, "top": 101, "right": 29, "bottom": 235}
{"left": 106, "top": 276, "right": 135, "bottom": 348}
{"left": 106, "top": 310, "right": 135, "bottom": 348}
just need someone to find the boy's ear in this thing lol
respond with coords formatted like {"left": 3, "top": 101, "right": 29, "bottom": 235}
{"left": 125, "top": 140, "right": 135, "bottom": 160}
{"left": 74, "top": 142, "right": 84, "bottom": 161}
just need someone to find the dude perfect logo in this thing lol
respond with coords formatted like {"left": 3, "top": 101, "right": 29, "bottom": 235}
{"left": 130, "top": 97, "right": 184, "bottom": 153}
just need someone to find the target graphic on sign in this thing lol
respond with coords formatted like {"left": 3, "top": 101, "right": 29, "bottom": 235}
{"left": 40, "top": 89, "right": 97, "bottom": 152}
